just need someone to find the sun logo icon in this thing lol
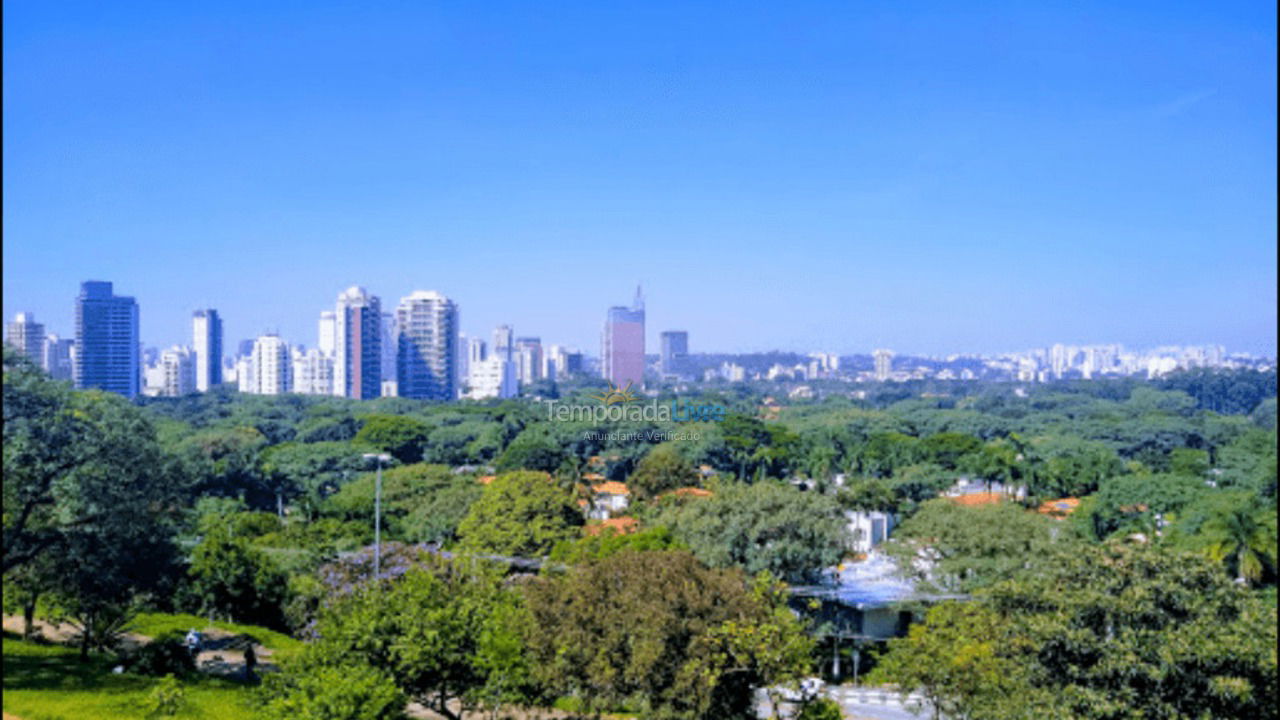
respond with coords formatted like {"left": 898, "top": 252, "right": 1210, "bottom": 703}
{"left": 589, "top": 380, "right": 638, "bottom": 405}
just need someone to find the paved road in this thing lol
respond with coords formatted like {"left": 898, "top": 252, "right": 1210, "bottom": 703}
{"left": 758, "top": 686, "right": 934, "bottom": 720}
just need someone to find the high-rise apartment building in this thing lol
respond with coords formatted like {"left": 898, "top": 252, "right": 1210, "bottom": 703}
{"left": 395, "top": 290, "right": 459, "bottom": 400}
{"left": 318, "top": 310, "right": 337, "bottom": 356}
{"left": 6, "top": 312, "right": 45, "bottom": 366}
{"left": 192, "top": 309, "right": 223, "bottom": 391}
{"left": 492, "top": 325, "right": 514, "bottom": 362}
{"left": 602, "top": 287, "right": 645, "bottom": 389}
{"left": 466, "top": 356, "right": 518, "bottom": 400}
{"left": 515, "top": 337, "right": 543, "bottom": 384}
{"left": 334, "top": 286, "right": 381, "bottom": 399}
{"left": 245, "top": 334, "right": 291, "bottom": 395}
{"left": 659, "top": 331, "right": 689, "bottom": 378}
{"left": 380, "top": 311, "right": 398, "bottom": 395}
{"left": 42, "top": 334, "right": 74, "bottom": 380}
{"left": 291, "top": 347, "right": 335, "bottom": 395}
{"left": 873, "top": 349, "right": 894, "bottom": 382}
{"left": 159, "top": 346, "right": 196, "bottom": 396}
{"left": 75, "top": 281, "right": 140, "bottom": 398}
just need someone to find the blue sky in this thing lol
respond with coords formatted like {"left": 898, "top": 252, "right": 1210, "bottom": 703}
{"left": 4, "top": 1, "right": 1276, "bottom": 357}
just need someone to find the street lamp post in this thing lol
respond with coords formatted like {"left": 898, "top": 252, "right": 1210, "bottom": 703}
{"left": 362, "top": 453, "right": 391, "bottom": 577}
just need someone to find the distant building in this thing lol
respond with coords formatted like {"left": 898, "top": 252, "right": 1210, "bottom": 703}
{"left": 6, "top": 312, "right": 45, "bottom": 366}
{"left": 245, "top": 334, "right": 291, "bottom": 395}
{"left": 873, "top": 349, "right": 894, "bottom": 382}
{"left": 492, "top": 324, "right": 514, "bottom": 362}
{"left": 317, "top": 310, "right": 337, "bottom": 356}
{"left": 602, "top": 286, "right": 645, "bottom": 388}
{"left": 467, "top": 356, "right": 518, "bottom": 400}
{"left": 334, "top": 286, "right": 381, "bottom": 399}
{"left": 42, "top": 334, "right": 74, "bottom": 380}
{"left": 659, "top": 330, "right": 688, "bottom": 378}
{"left": 291, "top": 347, "right": 334, "bottom": 395}
{"left": 545, "top": 344, "right": 582, "bottom": 380}
{"left": 845, "top": 510, "right": 896, "bottom": 554}
{"left": 515, "top": 337, "right": 543, "bottom": 384}
{"left": 395, "top": 290, "right": 459, "bottom": 400}
{"left": 75, "top": 281, "right": 141, "bottom": 398}
{"left": 159, "top": 346, "right": 197, "bottom": 397}
{"left": 380, "top": 311, "right": 398, "bottom": 395}
{"left": 191, "top": 309, "right": 223, "bottom": 391}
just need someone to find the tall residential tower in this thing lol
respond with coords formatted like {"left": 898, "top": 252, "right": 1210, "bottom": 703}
{"left": 192, "top": 309, "right": 223, "bottom": 391}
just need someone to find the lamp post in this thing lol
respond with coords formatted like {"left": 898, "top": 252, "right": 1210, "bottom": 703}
{"left": 362, "top": 453, "right": 392, "bottom": 577}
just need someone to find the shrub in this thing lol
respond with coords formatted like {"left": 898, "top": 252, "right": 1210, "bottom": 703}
{"left": 126, "top": 631, "right": 197, "bottom": 676}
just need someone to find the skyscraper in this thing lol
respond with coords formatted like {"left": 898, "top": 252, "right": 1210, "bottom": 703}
{"left": 318, "top": 310, "right": 337, "bottom": 356}
{"left": 380, "top": 311, "right": 398, "bottom": 395}
{"left": 602, "top": 286, "right": 645, "bottom": 389}
{"left": 515, "top": 337, "right": 543, "bottom": 384}
{"left": 873, "top": 349, "right": 894, "bottom": 382}
{"left": 334, "top": 286, "right": 381, "bottom": 399}
{"left": 5, "top": 312, "right": 45, "bottom": 365}
{"left": 42, "top": 334, "right": 74, "bottom": 380}
{"left": 659, "top": 330, "right": 689, "bottom": 378}
{"left": 192, "top": 309, "right": 223, "bottom": 392}
{"left": 75, "top": 281, "right": 140, "bottom": 398}
{"left": 492, "top": 324, "right": 514, "bottom": 362}
{"left": 395, "top": 290, "right": 459, "bottom": 400}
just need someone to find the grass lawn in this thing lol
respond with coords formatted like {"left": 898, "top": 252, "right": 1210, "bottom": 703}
{"left": 3, "top": 633, "right": 257, "bottom": 720}
{"left": 129, "top": 613, "right": 302, "bottom": 661}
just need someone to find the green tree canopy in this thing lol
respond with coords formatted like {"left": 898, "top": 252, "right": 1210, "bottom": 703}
{"left": 456, "top": 471, "right": 583, "bottom": 557}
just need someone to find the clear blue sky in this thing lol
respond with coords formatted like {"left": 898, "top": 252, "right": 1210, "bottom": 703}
{"left": 4, "top": 1, "right": 1276, "bottom": 357}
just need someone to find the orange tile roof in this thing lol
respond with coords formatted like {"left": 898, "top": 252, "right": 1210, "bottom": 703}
{"left": 477, "top": 475, "right": 496, "bottom": 485}
{"left": 950, "top": 492, "right": 1003, "bottom": 506}
{"left": 669, "top": 487, "right": 712, "bottom": 498}
{"left": 592, "top": 481, "right": 630, "bottom": 496}
{"left": 582, "top": 472, "right": 607, "bottom": 481}
{"left": 585, "top": 516, "right": 639, "bottom": 536}
{"left": 1037, "top": 497, "right": 1080, "bottom": 516}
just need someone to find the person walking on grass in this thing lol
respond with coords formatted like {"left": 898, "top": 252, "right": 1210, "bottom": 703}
{"left": 243, "top": 642, "right": 257, "bottom": 681}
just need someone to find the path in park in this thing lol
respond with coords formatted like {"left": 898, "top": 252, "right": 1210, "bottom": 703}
{"left": 2, "top": 615, "right": 276, "bottom": 678}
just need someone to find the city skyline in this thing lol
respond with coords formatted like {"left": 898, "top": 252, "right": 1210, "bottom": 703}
{"left": 3, "top": 2, "right": 1276, "bottom": 356}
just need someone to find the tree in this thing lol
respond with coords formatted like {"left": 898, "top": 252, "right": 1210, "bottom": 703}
{"left": 494, "top": 428, "right": 567, "bottom": 473}
{"left": 456, "top": 471, "right": 584, "bottom": 557}
{"left": 268, "top": 557, "right": 528, "bottom": 720}
{"left": 354, "top": 415, "right": 432, "bottom": 464}
{"left": 259, "top": 441, "right": 370, "bottom": 519}
{"left": 872, "top": 602, "right": 1033, "bottom": 720}
{"left": 186, "top": 524, "right": 289, "bottom": 629}
{"left": 523, "top": 550, "right": 812, "bottom": 719}
{"left": 324, "top": 463, "right": 482, "bottom": 545}
{"left": 3, "top": 348, "right": 185, "bottom": 574}
{"left": 629, "top": 443, "right": 700, "bottom": 501}
{"left": 883, "top": 498, "right": 1065, "bottom": 592}
{"left": 261, "top": 662, "right": 406, "bottom": 720}
{"left": 984, "top": 542, "right": 1278, "bottom": 719}
{"left": 1199, "top": 497, "right": 1277, "bottom": 587}
{"left": 651, "top": 481, "right": 849, "bottom": 583}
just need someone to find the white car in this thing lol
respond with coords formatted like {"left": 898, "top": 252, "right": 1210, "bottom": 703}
{"left": 778, "top": 677, "right": 825, "bottom": 702}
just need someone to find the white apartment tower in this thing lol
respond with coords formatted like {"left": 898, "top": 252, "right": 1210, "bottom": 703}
{"left": 395, "top": 290, "right": 460, "bottom": 400}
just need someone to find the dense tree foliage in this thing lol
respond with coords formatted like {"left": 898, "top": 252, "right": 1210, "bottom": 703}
{"left": 523, "top": 550, "right": 812, "bottom": 719}
{"left": 456, "top": 471, "right": 584, "bottom": 557}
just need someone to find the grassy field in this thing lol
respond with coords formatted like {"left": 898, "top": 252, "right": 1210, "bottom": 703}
{"left": 129, "top": 613, "right": 302, "bottom": 661}
{"left": 2, "top": 632, "right": 259, "bottom": 720}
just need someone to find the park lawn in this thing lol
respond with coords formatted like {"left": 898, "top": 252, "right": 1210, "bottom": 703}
{"left": 130, "top": 613, "right": 302, "bottom": 661}
{"left": 2, "top": 634, "right": 256, "bottom": 720}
